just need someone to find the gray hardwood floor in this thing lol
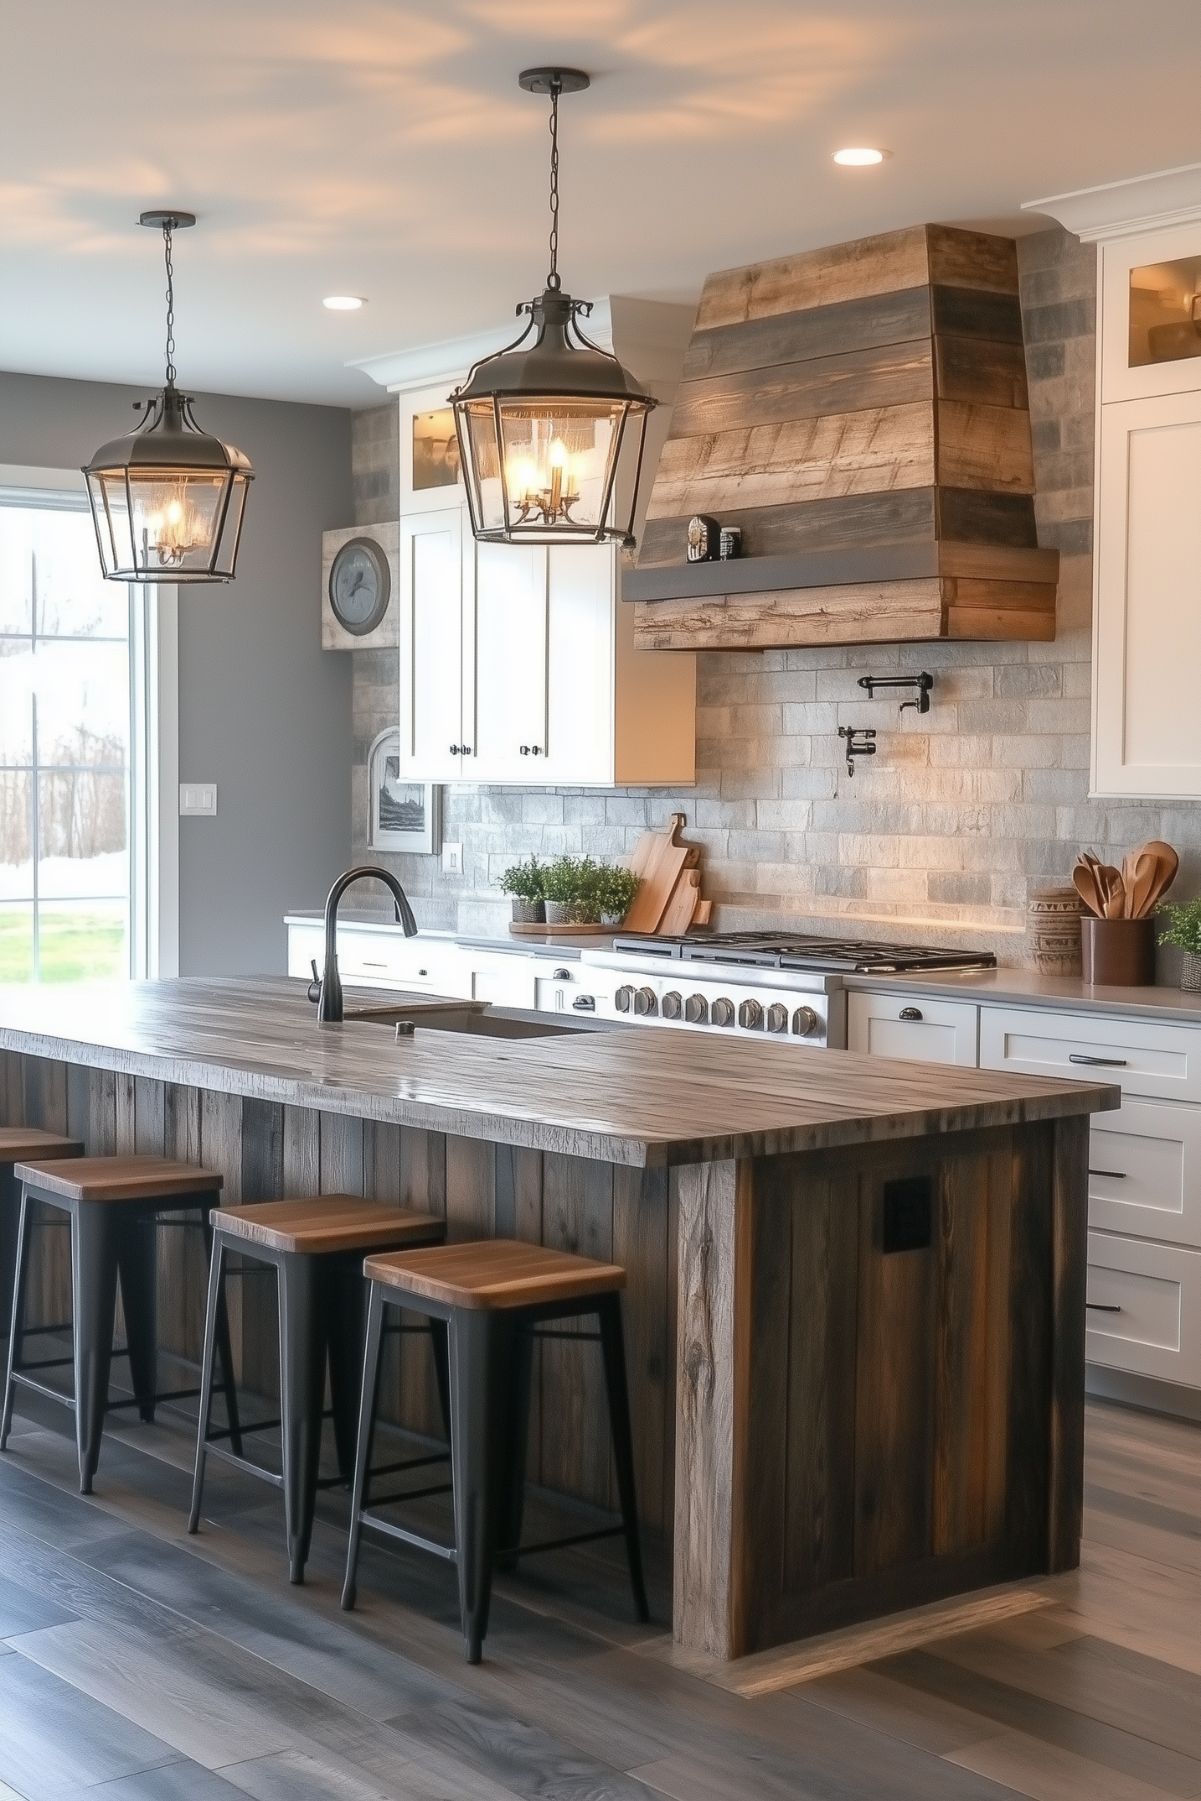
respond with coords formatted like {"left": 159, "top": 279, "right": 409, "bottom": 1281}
{"left": 0, "top": 1395, "right": 1196, "bottom": 1801}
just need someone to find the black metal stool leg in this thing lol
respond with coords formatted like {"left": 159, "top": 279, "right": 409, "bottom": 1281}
{"left": 201, "top": 1214, "right": 242, "bottom": 1458}
{"left": 325, "top": 1257, "right": 367, "bottom": 1485}
{"left": 495, "top": 1324, "right": 534, "bottom": 1572}
{"left": 449, "top": 1309, "right": 509, "bottom": 1663}
{"left": 0, "top": 1188, "right": 34, "bottom": 1451}
{"left": 0, "top": 1167, "right": 16, "bottom": 1352}
{"left": 278, "top": 1252, "right": 326, "bottom": 1583}
{"left": 115, "top": 1213, "right": 158, "bottom": 1423}
{"left": 341, "top": 1282, "right": 386, "bottom": 1612}
{"left": 188, "top": 1236, "right": 227, "bottom": 1535}
{"left": 71, "top": 1203, "right": 120, "bottom": 1495}
{"left": 598, "top": 1294, "right": 649, "bottom": 1622}
{"left": 430, "top": 1316, "right": 451, "bottom": 1440}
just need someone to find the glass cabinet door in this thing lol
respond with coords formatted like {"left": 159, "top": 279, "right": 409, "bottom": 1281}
{"left": 1102, "top": 222, "right": 1201, "bottom": 402}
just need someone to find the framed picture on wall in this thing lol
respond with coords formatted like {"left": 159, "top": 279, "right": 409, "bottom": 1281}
{"left": 368, "top": 729, "right": 441, "bottom": 855}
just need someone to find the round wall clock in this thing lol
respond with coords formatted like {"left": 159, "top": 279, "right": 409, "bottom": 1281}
{"left": 328, "top": 536, "right": 391, "bottom": 636}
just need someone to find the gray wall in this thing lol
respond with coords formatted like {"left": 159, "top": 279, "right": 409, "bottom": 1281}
{"left": 0, "top": 369, "right": 353, "bottom": 975}
{"left": 347, "top": 229, "right": 1201, "bottom": 965}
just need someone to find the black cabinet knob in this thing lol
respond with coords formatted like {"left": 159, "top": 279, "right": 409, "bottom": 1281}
{"left": 899, "top": 1006, "right": 923, "bottom": 1021}
{"left": 448, "top": 744, "right": 460, "bottom": 755}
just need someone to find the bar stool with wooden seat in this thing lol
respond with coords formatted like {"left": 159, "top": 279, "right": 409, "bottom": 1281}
{"left": 189, "top": 1197, "right": 446, "bottom": 1584}
{"left": 0, "top": 1154, "right": 239, "bottom": 1494}
{"left": 1, "top": 1128, "right": 83, "bottom": 1348}
{"left": 341, "top": 1239, "right": 649, "bottom": 1664}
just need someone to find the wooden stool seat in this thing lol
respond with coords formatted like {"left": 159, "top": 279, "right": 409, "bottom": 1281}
{"left": 363, "top": 1239, "right": 627, "bottom": 1311}
{"left": 14, "top": 1155, "right": 223, "bottom": 1204}
{"left": 211, "top": 1197, "right": 441, "bottom": 1256}
{"left": 0, "top": 1128, "right": 83, "bottom": 1164}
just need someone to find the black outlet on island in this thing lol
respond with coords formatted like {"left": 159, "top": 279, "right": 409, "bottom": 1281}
{"left": 881, "top": 1175, "right": 934, "bottom": 1253}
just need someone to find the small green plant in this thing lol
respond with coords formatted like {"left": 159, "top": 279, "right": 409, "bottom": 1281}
{"left": 591, "top": 864, "right": 640, "bottom": 922}
{"left": 498, "top": 857, "right": 544, "bottom": 903}
{"left": 542, "top": 854, "right": 600, "bottom": 908}
{"left": 1158, "top": 896, "right": 1201, "bottom": 954}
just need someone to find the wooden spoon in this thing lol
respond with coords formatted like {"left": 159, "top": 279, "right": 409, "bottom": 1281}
{"left": 1126, "top": 850, "right": 1158, "bottom": 920}
{"left": 1096, "top": 863, "right": 1125, "bottom": 919}
{"left": 1072, "top": 861, "right": 1105, "bottom": 918}
{"left": 1131, "top": 841, "right": 1179, "bottom": 916}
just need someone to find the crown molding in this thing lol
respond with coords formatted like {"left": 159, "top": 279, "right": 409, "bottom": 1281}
{"left": 348, "top": 296, "right": 696, "bottom": 396}
{"left": 1024, "top": 163, "right": 1201, "bottom": 242}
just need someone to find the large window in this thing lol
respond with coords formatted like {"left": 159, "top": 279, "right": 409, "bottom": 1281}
{"left": 0, "top": 479, "right": 171, "bottom": 982}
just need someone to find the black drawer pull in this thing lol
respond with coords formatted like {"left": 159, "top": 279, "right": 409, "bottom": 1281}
{"left": 572, "top": 995, "right": 596, "bottom": 1011}
{"left": 899, "top": 1007, "right": 923, "bottom": 1021}
{"left": 1086, "top": 1302, "right": 1122, "bottom": 1313}
{"left": 1069, "top": 1054, "right": 1128, "bottom": 1067}
{"left": 1088, "top": 1168, "right": 1127, "bottom": 1180}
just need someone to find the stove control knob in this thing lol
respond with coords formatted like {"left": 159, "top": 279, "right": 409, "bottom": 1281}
{"left": 766, "top": 1002, "right": 790, "bottom": 1034}
{"left": 684, "top": 993, "right": 708, "bottom": 1024}
{"left": 615, "top": 985, "right": 634, "bottom": 1014}
{"left": 738, "top": 999, "right": 764, "bottom": 1031}
{"left": 711, "top": 997, "right": 736, "bottom": 1028}
{"left": 791, "top": 1005, "right": 820, "bottom": 1038}
{"left": 661, "top": 990, "right": 683, "bottom": 1020}
{"left": 634, "top": 986, "right": 658, "bottom": 1017}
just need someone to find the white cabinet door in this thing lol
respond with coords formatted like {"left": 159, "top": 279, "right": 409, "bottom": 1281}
{"left": 466, "top": 950, "right": 539, "bottom": 1009}
{"left": 847, "top": 991, "right": 978, "bottom": 1065}
{"left": 1090, "top": 1097, "right": 1201, "bottom": 1249}
{"left": 979, "top": 1006, "right": 1201, "bottom": 1103}
{"left": 468, "top": 542, "right": 548, "bottom": 781}
{"left": 542, "top": 544, "right": 615, "bottom": 785}
{"left": 1086, "top": 1231, "right": 1201, "bottom": 1388}
{"left": 1093, "top": 392, "right": 1201, "bottom": 797}
{"left": 398, "top": 508, "right": 466, "bottom": 781}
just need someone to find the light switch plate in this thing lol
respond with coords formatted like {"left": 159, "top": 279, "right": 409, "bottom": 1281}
{"left": 180, "top": 783, "right": 218, "bottom": 818}
{"left": 442, "top": 841, "right": 463, "bottom": 876}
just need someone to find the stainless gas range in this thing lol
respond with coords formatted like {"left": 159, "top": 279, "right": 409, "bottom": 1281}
{"left": 563, "top": 932, "right": 996, "bottom": 1050}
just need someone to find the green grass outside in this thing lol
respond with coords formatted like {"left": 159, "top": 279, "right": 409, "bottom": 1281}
{"left": 0, "top": 906, "right": 126, "bottom": 983}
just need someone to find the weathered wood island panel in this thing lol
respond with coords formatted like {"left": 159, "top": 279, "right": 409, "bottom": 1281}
{"left": 0, "top": 978, "right": 1117, "bottom": 1660}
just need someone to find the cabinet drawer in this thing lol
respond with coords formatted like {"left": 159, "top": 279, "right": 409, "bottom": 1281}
{"left": 468, "top": 952, "right": 538, "bottom": 1009}
{"left": 847, "top": 992, "right": 978, "bottom": 1065}
{"left": 1089, "top": 1099, "right": 1201, "bottom": 1248}
{"left": 979, "top": 1006, "right": 1201, "bottom": 1102}
{"left": 1086, "top": 1231, "right": 1201, "bottom": 1388}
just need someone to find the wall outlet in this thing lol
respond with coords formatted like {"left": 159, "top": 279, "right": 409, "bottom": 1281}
{"left": 179, "top": 783, "right": 218, "bottom": 818}
{"left": 442, "top": 841, "right": 464, "bottom": 876}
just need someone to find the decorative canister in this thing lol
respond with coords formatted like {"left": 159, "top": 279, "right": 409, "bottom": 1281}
{"left": 1026, "top": 886, "right": 1083, "bottom": 977}
{"left": 1081, "top": 916, "right": 1155, "bottom": 986}
{"left": 1181, "top": 951, "right": 1201, "bottom": 992}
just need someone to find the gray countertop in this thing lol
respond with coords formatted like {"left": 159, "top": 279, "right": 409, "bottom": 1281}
{"left": 0, "top": 977, "right": 1115, "bottom": 1168}
{"left": 842, "top": 967, "right": 1201, "bottom": 1024}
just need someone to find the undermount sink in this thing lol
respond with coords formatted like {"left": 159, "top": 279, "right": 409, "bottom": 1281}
{"left": 349, "top": 1005, "right": 589, "bottom": 1040}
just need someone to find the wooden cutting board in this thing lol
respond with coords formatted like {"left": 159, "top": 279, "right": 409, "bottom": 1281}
{"left": 622, "top": 814, "right": 697, "bottom": 934}
{"left": 658, "top": 867, "right": 702, "bottom": 936}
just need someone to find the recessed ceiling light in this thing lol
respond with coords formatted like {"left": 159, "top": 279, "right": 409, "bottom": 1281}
{"left": 833, "top": 147, "right": 889, "bottom": 167}
{"left": 322, "top": 295, "right": 366, "bottom": 311}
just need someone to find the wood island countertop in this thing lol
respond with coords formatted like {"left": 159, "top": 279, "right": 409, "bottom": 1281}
{"left": 0, "top": 977, "right": 1118, "bottom": 1167}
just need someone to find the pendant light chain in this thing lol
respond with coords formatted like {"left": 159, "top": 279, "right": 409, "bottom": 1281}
{"left": 162, "top": 220, "right": 178, "bottom": 389}
{"left": 546, "top": 76, "right": 562, "bottom": 291}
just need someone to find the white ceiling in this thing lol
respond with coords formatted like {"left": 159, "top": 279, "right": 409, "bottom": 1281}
{"left": 4, "top": 0, "right": 1201, "bottom": 409}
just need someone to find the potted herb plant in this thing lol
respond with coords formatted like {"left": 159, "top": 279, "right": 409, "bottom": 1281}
{"left": 542, "top": 855, "right": 601, "bottom": 926}
{"left": 1158, "top": 896, "right": 1201, "bottom": 991}
{"left": 498, "top": 856, "right": 545, "bottom": 925}
{"left": 592, "top": 864, "right": 640, "bottom": 927}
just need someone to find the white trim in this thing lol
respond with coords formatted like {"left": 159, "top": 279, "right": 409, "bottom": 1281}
{"left": 351, "top": 295, "right": 695, "bottom": 394}
{"left": 0, "top": 461, "right": 179, "bottom": 979}
{"left": 1024, "top": 162, "right": 1201, "bottom": 242}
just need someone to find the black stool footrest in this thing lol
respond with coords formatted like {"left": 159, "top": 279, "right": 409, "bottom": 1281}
{"left": 11, "top": 1372, "right": 76, "bottom": 1409}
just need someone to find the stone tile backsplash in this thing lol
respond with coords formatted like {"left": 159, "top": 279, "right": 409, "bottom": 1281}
{"left": 347, "top": 228, "right": 1201, "bottom": 960}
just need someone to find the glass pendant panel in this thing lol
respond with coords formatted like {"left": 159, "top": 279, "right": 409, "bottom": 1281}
{"left": 86, "top": 467, "right": 248, "bottom": 582}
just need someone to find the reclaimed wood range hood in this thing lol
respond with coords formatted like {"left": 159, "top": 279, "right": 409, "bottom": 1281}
{"left": 624, "top": 224, "right": 1058, "bottom": 650}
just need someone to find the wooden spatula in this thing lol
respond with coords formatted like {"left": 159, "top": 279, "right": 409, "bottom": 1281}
{"left": 1126, "top": 850, "right": 1158, "bottom": 920}
{"left": 1072, "top": 861, "right": 1104, "bottom": 918}
{"left": 1141, "top": 841, "right": 1179, "bottom": 913}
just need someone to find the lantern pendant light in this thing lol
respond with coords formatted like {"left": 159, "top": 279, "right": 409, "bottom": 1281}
{"left": 450, "top": 68, "right": 656, "bottom": 548}
{"left": 84, "top": 211, "right": 254, "bottom": 584}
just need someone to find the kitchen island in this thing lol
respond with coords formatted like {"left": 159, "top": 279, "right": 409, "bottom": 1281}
{"left": 0, "top": 977, "right": 1117, "bottom": 1660}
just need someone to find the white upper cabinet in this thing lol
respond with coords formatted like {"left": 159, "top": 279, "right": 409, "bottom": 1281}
{"left": 380, "top": 300, "right": 698, "bottom": 788}
{"left": 1028, "top": 165, "right": 1201, "bottom": 799}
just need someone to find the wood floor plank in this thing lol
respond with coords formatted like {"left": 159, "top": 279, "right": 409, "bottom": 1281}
{"left": 629, "top": 1743, "right": 1025, "bottom": 1801}
{"left": 0, "top": 1652, "right": 179, "bottom": 1799}
{"left": 946, "top": 1728, "right": 1199, "bottom": 1801}
{"left": 72, "top": 1764, "right": 246, "bottom": 1799}
{"left": 0, "top": 1569, "right": 78, "bottom": 1638}
{"left": 218, "top": 1745, "right": 518, "bottom": 1801}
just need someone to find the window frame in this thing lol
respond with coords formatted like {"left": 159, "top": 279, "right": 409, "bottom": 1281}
{"left": 0, "top": 463, "right": 179, "bottom": 980}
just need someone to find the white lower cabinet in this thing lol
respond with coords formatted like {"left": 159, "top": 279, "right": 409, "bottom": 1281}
{"left": 286, "top": 922, "right": 470, "bottom": 996}
{"left": 1086, "top": 1231, "right": 1201, "bottom": 1387}
{"left": 846, "top": 991, "right": 978, "bottom": 1064}
{"left": 1089, "top": 1098, "right": 1201, "bottom": 1248}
